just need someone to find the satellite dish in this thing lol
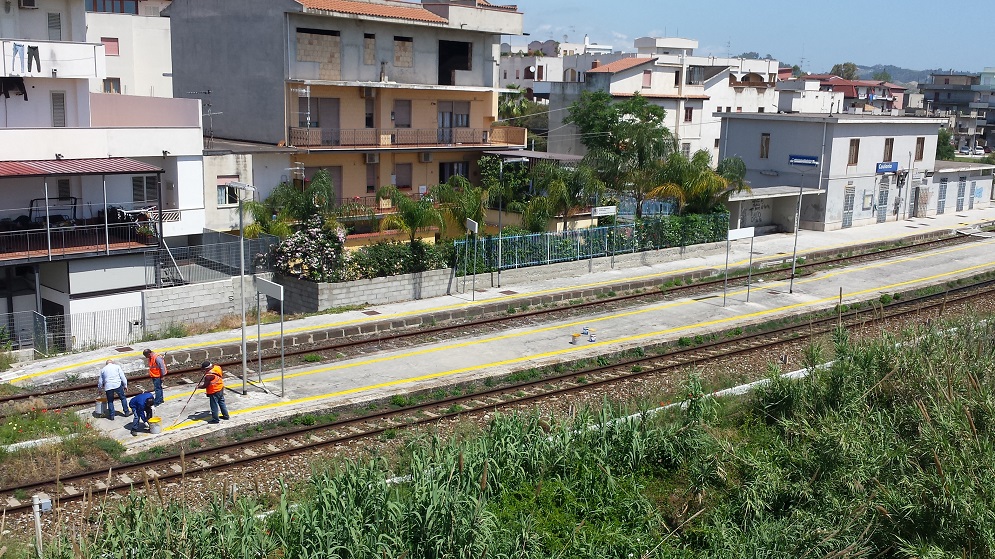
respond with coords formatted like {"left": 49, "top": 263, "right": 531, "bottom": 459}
{"left": 528, "top": 65, "right": 536, "bottom": 72}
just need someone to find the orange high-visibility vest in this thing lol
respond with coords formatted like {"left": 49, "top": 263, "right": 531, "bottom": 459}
{"left": 204, "top": 366, "right": 224, "bottom": 395}
{"left": 147, "top": 352, "right": 164, "bottom": 378}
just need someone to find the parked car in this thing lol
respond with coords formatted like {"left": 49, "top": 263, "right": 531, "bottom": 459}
{"left": 985, "top": 146, "right": 993, "bottom": 154}
{"left": 959, "top": 146, "right": 972, "bottom": 155}
{"left": 976, "top": 146, "right": 987, "bottom": 155}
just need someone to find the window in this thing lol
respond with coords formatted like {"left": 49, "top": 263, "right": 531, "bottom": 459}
{"left": 503, "top": 71, "right": 507, "bottom": 79}
{"left": 133, "top": 176, "right": 158, "bottom": 204}
{"left": 102, "top": 78, "right": 121, "bottom": 94}
{"left": 366, "top": 163, "right": 377, "bottom": 194}
{"left": 683, "top": 107, "right": 693, "bottom": 122}
{"left": 217, "top": 185, "right": 239, "bottom": 206}
{"left": 759, "top": 133, "right": 770, "bottom": 159}
{"left": 536, "top": 66, "right": 544, "bottom": 81}
{"left": 674, "top": 70, "right": 681, "bottom": 85}
{"left": 393, "top": 99, "right": 411, "bottom": 128}
{"left": 365, "top": 97, "right": 375, "bottom": 128}
{"left": 685, "top": 66, "right": 704, "bottom": 85}
{"left": 438, "top": 40, "right": 471, "bottom": 85}
{"left": 726, "top": 106, "right": 731, "bottom": 112}
{"left": 393, "top": 163, "right": 413, "bottom": 189}
{"left": 915, "top": 137, "right": 925, "bottom": 161}
{"left": 86, "top": 0, "right": 138, "bottom": 13}
{"left": 848, "top": 138, "right": 860, "bottom": 166}
{"left": 393, "top": 36, "right": 413, "bottom": 68}
{"left": 736, "top": 106, "right": 742, "bottom": 112}
{"left": 524, "top": 66, "right": 535, "bottom": 80}
{"left": 363, "top": 33, "right": 376, "bottom": 65}
{"left": 515, "top": 69, "right": 520, "bottom": 79}
{"left": 47, "top": 13, "right": 62, "bottom": 41}
{"left": 440, "top": 161, "right": 469, "bottom": 183}
{"left": 681, "top": 143, "right": 691, "bottom": 158}
{"left": 883, "top": 137, "right": 894, "bottom": 162}
{"left": 758, "top": 107, "right": 765, "bottom": 113}
{"left": 57, "top": 179, "right": 71, "bottom": 199}
{"left": 51, "top": 91, "right": 66, "bottom": 127}
{"left": 101, "top": 37, "right": 119, "bottom": 56}
{"left": 714, "top": 138, "right": 720, "bottom": 149}
{"left": 642, "top": 70, "right": 652, "bottom": 89}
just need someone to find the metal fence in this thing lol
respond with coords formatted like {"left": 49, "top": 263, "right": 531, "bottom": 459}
{"left": 145, "top": 233, "right": 280, "bottom": 286}
{"left": 453, "top": 213, "right": 729, "bottom": 276}
{"left": 0, "top": 307, "right": 144, "bottom": 357}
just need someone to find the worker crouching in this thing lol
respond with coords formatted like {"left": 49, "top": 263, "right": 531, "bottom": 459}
{"left": 128, "top": 391, "right": 156, "bottom": 435}
{"left": 198, "top": 361, "right": 230, "bottom": 424}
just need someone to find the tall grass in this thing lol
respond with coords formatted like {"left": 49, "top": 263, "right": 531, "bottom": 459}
{"left": 30, "top": 315, "right": 995, "bottom": 558}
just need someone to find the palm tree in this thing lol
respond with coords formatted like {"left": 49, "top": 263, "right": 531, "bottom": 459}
{"left": 530, "top": 161, "right": 604, "bottom": 230}
{"left": 242, "top": 169, "right": 341, "bottom": 238}
{"left": 429, "top": 175, "right": 487, "bottom": 238}
{"left": 376, "top": 184, "right": 446, "bottom": 246}
{"left": 583, "top": 122, "right": 677, "bottom": 219}
{"left": 647, "top": 151, "right": 750, "bottom": 215}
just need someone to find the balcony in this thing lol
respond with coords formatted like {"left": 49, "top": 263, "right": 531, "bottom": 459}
{"left": 969, "top": 101, "right": 990, "bottom": 109}
{"left": 288, "top": 126, "right": 527, "bottom": 150}
{"left": 0, "top": 39, "right": 106, "bottom": 79}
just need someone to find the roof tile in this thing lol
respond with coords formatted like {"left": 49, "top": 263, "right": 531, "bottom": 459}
{"left": 586, "top": 57, "right": 656, "bottom": 74}
{"left": 298, "top": 0, "right": 447, "bottom": 23}
{"left": 0, "top": 158, "right": 163, "bottom": 179}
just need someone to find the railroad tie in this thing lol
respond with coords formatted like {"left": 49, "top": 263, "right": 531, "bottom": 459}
{"left": 266, "top": 444, "right": 280, "bottom": 453}
{"left": 118, "top": 474, "right": 135, "bottom": 485}
{"left": 169, "top": 464, "right": 183, "bottom": 473}
{"left": 288, "top": 439, "right": 303, "bottom": 447}
{"left": 242, "top": 448, "right": 257, "bottom": 457}
{"left": 220, "top": 454, "right": 234, "bottom": 463}
{"left": 6, "top": 497, "right": 21, "bottom": 507}
{"left": 308, "top": 434, "right": 324, "bottom": 443}
{"left": 193, "top": 459, "right": 211, "bottom": 468}
{"left": 62, "top": 485, "right": 80, "bottom": 496}
{"left": 93, "top": 481, "right": 107, "bottom": 490}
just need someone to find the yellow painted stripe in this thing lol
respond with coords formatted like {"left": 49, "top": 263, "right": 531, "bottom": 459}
{"left": 15, "top": 217, "right": 988, "bottom": 384}
{"left": 166, "top": 241, "right": 995, "bottom": 430}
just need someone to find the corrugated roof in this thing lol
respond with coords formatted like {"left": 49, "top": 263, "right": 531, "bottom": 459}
{"left": 587, "top": 57, "right": 656, "bottom": 74}
{"left": 298, "top": 0, "right": 447, "bottom": 23}
{"left": 0, "top": 158, "right": 163, "bottom": 178}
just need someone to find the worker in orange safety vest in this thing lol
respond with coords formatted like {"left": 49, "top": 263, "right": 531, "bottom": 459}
{"left": 197, "top": 361, "right": 230, "bottom": 424}
{"left": 143, "top": 348, "right": 167, "bottom": 405}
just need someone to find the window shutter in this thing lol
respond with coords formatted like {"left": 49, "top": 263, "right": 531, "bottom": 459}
{"left": 47, "top": 12, "right": 62, "bottom": 41}
{"left": 51, "top": 92, "right": 66, "bottom": 127}
{"left": 57, "top": 179, "right": 70, "bottom": 199}
{"left": 133, "top": 176, "right": 146, "bottom": 203}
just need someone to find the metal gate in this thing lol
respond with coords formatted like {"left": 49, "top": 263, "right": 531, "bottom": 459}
{"left": 877, "top": 188, "right": 889, "bottom": 223}
{"left": 956, "top": 177, "right": 966, "bottom": 212}
{"left": 842, "top": 186, "right": 855, "bottom": 228}
{"left": 937, "top": 179, "right": 947, "bottom": 214}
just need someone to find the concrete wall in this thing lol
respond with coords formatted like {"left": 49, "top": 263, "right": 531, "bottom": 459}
{"left": 85, "top": 12, "right": 172, "bottom": 97}
{"left": 142, "top": 274, "right": 260, "bottom": 331}
{"left": 168, "top": 0, "right": 298, "bottom": 144}
{"left": 0, "top": 0, "right": 85, "bottom": 42}
{"left": 275, "top": 269, "right": 454, "bottom": 314}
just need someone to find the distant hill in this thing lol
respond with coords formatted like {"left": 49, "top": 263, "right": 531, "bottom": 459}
{"left": 853, "top": 64, "right": 976, "bottom": 86}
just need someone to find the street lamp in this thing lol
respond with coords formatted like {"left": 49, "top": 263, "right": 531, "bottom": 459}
{"left": 227, "top": 181, "right": 256, "bottom": 395}
{"left": 789, "top": 174, "right": 804, "bottom": 294}
{"left": 496, "top": 156, "right": 529, "bottom": 288}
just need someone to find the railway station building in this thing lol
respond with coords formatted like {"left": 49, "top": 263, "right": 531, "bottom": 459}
{"left": 717, "top": 112, "right": 995, "bottom": 232}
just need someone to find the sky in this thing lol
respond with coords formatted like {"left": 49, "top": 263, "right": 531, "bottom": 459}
{"left": 503, "top": 0, "right": 986, "bottom": 75}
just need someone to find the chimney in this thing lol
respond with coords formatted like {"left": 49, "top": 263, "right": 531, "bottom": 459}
{"left": 592, "top": 59, "right": 600, "bottom": 69}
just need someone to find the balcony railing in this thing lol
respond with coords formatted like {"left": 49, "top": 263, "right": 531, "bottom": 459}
{"left": 0, "top": 39, "right": 105, "bottom": 79}
{"left": 0, "top": 222, "right": 157, "bottom": 263}
{"left": 288, "top": 126, "right": 527, "bottom": 149}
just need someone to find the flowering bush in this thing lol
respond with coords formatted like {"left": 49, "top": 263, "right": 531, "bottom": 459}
{"left": 272, "top": 216, "right": 347, "bottom": 282}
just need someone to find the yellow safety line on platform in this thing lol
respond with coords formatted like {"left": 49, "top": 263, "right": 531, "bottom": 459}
{"left": 165, "top": 240, "right": 995, "bottom": 430}
{"left": 14, "top": 218, "right": 987, "bottom": 384}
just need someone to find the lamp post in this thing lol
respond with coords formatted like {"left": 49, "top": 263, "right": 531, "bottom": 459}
{"left": 227, "top": 181, "right": 256, "bottom": 395}
{"left": 789, "top": 174, "right": 804, "bottom": 294}
{"left": 496, "top": 157, "right": 529, "bottom": 288}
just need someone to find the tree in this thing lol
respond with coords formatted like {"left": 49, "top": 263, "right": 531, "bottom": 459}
{"left": 376, "top": 184, "right": 445, "bottom": 266}
{"left": 872, "top": 70, "right": 892, "bottom": 82}
{"left": 936, "top": 128, "right": 956, "bottom": 160}
{"left": 243, "top": 170, "right": 343, "bottom": 239}
{"left": 829, "top": 62, "right": 859, "bottom": 80}
{"left": 530, "top": 161, "right": 604, "bottom": 230}
{"left": 429, "top": 175, "right": 487, "bottom": 238}
{"left": 647, "top": 151, "right": 750, "bottom": 215}
{"left": 791, "top": 65, "right": 806, "bottom": 78}
{"left": 566, "top": 92, "right": 676, "bottom": 218}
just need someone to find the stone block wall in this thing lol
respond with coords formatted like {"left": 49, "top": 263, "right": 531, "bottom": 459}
{"left": 296, "top": 31, "right": 341, "bottom": 81}
{"left": 142, "top": 275, "right": 263, "bottom": 333}
{"left": 393, "top": 37, "right": 413, "bottom": 68}
{"left": 275, "top": 269, "right": 453, "bottom": 314}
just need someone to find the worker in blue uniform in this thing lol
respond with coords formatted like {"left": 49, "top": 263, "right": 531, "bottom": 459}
{"left": 128, "top": 391, "right": 156, "bottom": 434}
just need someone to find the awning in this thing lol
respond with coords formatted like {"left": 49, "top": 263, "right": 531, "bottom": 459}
{"left": 0, "top": 157, "right": 163, "bottom": 179}
{"left": 483, "top": 149, "right": 584, "bottom": 162}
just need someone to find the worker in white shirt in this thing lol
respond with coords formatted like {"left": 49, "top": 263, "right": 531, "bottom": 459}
{"left": 97, "top": 359, "right": 131, "bottom": 421}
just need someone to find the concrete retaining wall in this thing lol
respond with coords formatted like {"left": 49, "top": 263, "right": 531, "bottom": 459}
{"left": 275, "top": 269, "right": 455, "bottom": 314}
{"left": 142, "top": 274, "right": 270, "bottom": 332}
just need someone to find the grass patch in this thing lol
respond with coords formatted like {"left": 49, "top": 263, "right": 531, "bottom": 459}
{"left": 301, "top": 353, "right": 322, "bottom": 363}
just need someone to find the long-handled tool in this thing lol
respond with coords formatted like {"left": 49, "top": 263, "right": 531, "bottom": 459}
{"left": 168, "top": 372, "right": 207, "bottom": 428}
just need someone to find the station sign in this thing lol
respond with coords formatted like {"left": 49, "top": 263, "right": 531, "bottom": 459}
{"left": 788, "top": 154, "right": 819, "bottom": 167}
{"left": 591, "top": 205, "right": 618, "bottom": 217}
{"left": 728, "top": 226, "right": 756, "bottom": 241}
{"left": 876, "top": 161, "right": 899, "bottom": 174}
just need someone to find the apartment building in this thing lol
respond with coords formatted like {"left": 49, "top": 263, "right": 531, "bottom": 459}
{"left": 548, "top": 37, "right": 780, "bottom": 162}
{"left": 166, "top": 0, "right": 526, "bottom": 208}
{"left": 84, "top": 0, "right": 173, "bottom": 97}
{"left": 800, "top": 74, "right": 906, "bottom": 113}
{"left": 0, "top": 0, "right": 205, "bottom": 343}
{"left": 718, "top": 112, "right": 993, "bottom": 232}
{"left": 919, "top": 72, "right": 988, "bottom": 152}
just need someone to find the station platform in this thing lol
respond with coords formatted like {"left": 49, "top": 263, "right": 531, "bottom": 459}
{"left": 7, "top": 208, "right": 995, "bottom": 451}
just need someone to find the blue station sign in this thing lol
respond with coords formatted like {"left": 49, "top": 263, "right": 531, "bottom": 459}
{"left": 788, "top": 154, "right": 819, "bottom": 167}
{"left": 876, "top": 161, "right": 899, "bottom": 174}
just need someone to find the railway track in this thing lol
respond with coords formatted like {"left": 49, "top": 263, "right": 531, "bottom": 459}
{"left": 0, "top": 230, "right": 984, "bottom": 416}
{"left": 2, "top": 271, "right": 993, "bottom": 517}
